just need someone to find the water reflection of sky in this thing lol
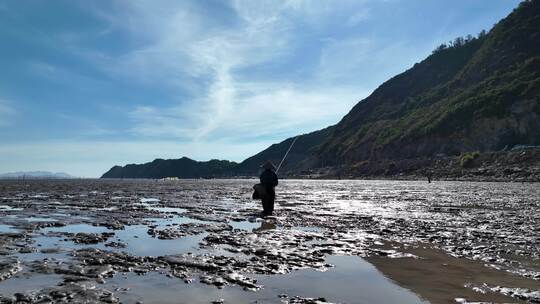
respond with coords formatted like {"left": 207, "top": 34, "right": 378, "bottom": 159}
{"left": 115, "top": 225, "right": 206, "bottom": 256}
{"left": 37, "top": 222, "right": 208, "bottom": 257}
{"left": 105, "top": 256, "right": 425, "bottom": 304}
{"left": 0, "top": 224, "right": 17, "bottom": 233}
{"left": 0, "top": 274, "right": 63, "bottom": 297}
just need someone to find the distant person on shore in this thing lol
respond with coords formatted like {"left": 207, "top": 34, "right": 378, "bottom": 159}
{"left": 259, "top": 160, "right": 278, "bottom": 216}
{"left": 427, "top": 170, "right": 433, "bottom": 183}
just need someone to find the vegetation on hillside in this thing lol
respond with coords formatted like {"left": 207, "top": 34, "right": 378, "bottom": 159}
{"left": 460, "top": 151, "right": 480, "bottom": 168}
{"left": 301, "top": 0, "right": 539, "bottom": 171}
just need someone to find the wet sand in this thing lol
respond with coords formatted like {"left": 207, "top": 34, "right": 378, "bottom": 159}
{"left": 368, "top": 245, "right": 538, "bottom": 304}
{"left": 0, "top": 179, "right": 538, "bottom": 303}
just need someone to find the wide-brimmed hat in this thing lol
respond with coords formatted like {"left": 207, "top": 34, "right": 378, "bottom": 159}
{"left": 261, "top": 160, "right": 276, "bottom": 170}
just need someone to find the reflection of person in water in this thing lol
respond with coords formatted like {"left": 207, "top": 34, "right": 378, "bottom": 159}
{"left": 253, "top": 221, "right": 276, "bottom": 232}
{"left": 259, "top": 160, "right": 278, "bottom": 216}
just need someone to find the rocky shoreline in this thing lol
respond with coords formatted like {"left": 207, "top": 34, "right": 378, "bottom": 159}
{"left": 285, "top": 149, "right": 540, "bottom": 183}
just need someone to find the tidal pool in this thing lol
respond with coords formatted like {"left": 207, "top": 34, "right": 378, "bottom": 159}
{"left": 105, "top": 256, "right": 425, "bottom": 304}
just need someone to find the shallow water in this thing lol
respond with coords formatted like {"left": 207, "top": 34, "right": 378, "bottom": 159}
{"left": 114, "top": 225, "right": 206, "bottom": 256}
{"left": 44, "top": 223, "right": 110, "bottom": 234}
{"left": 0, "top": 224, "right": 17, "bottom": 233}
{"left": 39, "top": 222, "right": 206, "bottom": 257}
{"left": 148, "top": 206, "right": 188, "bottom": 213}
{"left": 0, "top": 205, "right": 23, "bottom": 211}
{"left": 0, "top": 179, "right": 539, "bottom": 303}
{"left": 106, "top": 256, "right": 425, "bottom": 304}
{"left": 24, "top": 217, "right": 58, "bottom": 222}
{"left": 0, "top": 273, "right": 63, "bottom": 296}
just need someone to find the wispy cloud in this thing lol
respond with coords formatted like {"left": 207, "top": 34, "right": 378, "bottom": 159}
{"left": 80, "top": 1, "right": 373, "bottom": 141}
{"left": 0, "top": 99, "right": 16, "bottom": 127}
{"left": 129, "top": 84, "right": 368, "bottom": 141}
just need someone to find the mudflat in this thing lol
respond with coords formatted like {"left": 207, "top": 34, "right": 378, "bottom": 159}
{"left": 0, "top": 179, "right": 538, "bottom": 303}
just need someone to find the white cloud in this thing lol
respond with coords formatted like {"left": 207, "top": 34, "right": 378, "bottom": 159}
{"left": 129, "top": 84, "right": 368, "bottom": 140}
{"left": 0, "top": 99, "right": 16, "bottom": 127}
{"left": 60, "top": 1, "right": 382, "bottom": 150}
{"left": 82, "top": 1, "right": 373, "bottom": 142}
{"left": 129, "top": 105, "right": 196, "bottom": 139}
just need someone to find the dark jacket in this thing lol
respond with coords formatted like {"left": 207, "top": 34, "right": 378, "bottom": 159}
{"left": 260, "top": 169, "right": 278, "bottom": 189}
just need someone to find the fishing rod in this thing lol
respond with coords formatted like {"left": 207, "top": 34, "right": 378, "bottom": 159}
{"left": 276, "top": 136, "right": 298, "bottom": 174}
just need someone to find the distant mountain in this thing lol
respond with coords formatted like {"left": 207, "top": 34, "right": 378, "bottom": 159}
{"left": 0, "top": 171, "right": 74, "bottom": 179}
{"left": 102, "top": 1, "right": 540, "bottom": 180}
{"left": 101, "top": 157, "right": 237, "bottom": 179}
{"left": 235, "top": 0, "right": 540, "bottom": 175}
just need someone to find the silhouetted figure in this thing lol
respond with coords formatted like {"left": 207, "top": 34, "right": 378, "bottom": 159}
{"left": 259, "top": 160, "right": 278, "bottom": 216}
{"left": 427, "top": 171, "right": 432, "bottom": 183}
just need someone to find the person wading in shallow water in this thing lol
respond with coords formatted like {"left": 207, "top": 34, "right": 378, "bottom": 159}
{"left": 259, "top": 160, "right": 278, "bottom": 216}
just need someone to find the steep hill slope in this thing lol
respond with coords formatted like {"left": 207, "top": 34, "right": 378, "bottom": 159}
{"left": 238, "top": 0, "right": 540, "bottom": 175}
{"left": 233, "top": 126, "right": 333, "bottom": 175}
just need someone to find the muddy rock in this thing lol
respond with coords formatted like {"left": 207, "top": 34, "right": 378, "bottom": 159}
{"left": 0, "top": 282, "right": 119, "bottom": 304}
{"left": 0, "top": 258, "right": 21, "bottom": 281}
{"left": 73, "top": 248, "right": 155, "bottom": 274}
{"left": 147, "top": 222, "right": 229, "bottom": 240}
{"left": 104, "top": 241, "right": 127, "bottom": 248}
{"left": 470, "top": 284, "right": 540, "bottom": 303}
{"left": 99, "top": 221, "right": 125, "bottom": 230}
{"left": 71, "top": 232, "right": 115, "bottom": 244}
{"left": 162, "top": 254, "right": 221, "bottom": 272}
{"left": 283, "top": 296, "right": 335, "bottom": 304}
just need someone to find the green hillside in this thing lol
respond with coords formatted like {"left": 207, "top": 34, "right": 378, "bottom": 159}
{"left": 238, "top": 0, "right": 540, "bottom": 174}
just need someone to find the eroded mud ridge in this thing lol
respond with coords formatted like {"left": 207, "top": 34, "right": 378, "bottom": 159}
{"left": 0, "top": 179, "right": 539, "bottom": 303}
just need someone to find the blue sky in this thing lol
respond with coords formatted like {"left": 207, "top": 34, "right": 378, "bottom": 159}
{"left": 0, "top": 0, "right": 521, "bottom": 177}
